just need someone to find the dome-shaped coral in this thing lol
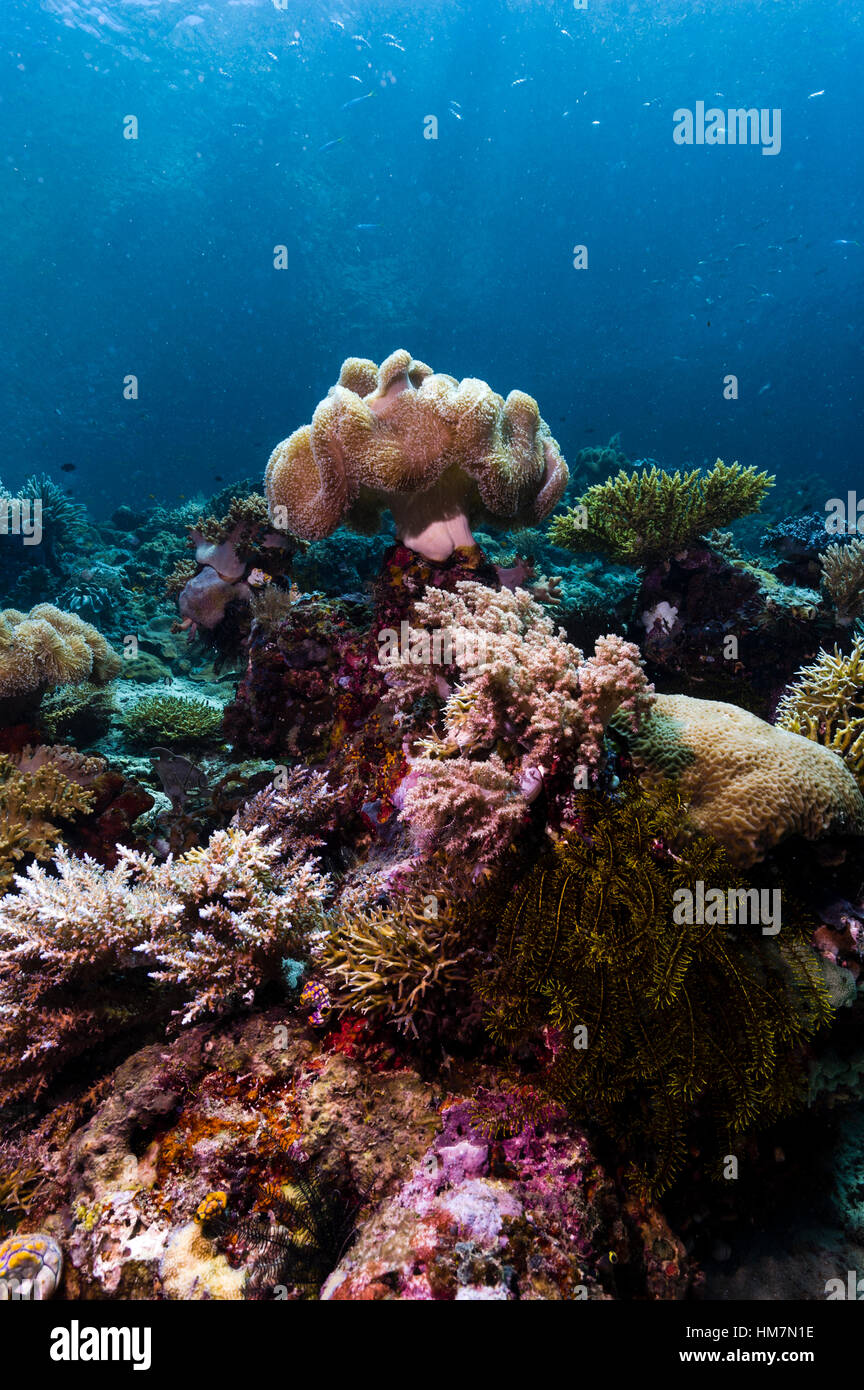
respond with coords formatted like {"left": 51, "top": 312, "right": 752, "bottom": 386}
{"left": 612, "top": 692, "right": 864, "bottom": 866}
{"left": 265, "top": 350, "right": 569, "bottom": 562}
{"left": 0, "top": 603, "right": 120, "bottom": 701}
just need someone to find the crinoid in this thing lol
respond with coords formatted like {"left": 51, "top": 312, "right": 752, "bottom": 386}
{"left": 477, "top": 780, "right": 832, "bottom": 1196}
{"left": 202, "top": 1147, "right": 362, "bottom": 1300}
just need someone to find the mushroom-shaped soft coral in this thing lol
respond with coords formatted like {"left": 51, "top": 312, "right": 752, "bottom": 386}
{"left": 265, "top": 350, "right": 570, "bottom": 562}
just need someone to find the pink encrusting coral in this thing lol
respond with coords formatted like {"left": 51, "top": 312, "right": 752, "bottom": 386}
{"left": 378, "top": 581, "right": 654, "bottom": 889}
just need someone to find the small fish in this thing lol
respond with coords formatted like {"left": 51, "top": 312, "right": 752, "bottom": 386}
{"left": 758, "top": 382, "right": 772, "bottom": 395}
{"left": 560, "top": 28, "right": 573, "bottom": 38}
{"left": 60, "top": 463, "right": 76, "bottom": 472}
{"left": 834, "top": 238, "right": 862, "bottom": 247}
{"left": 449, "top": 109, "right": 462, "bottom": 120}
{"left": 354, "top": 223, "right": 379, "bottom": 230}
{"left": 213, "top": 474, "right": 224, "bottom": 482}
{"left": 330, "top": 18, "right": 345, "bottom": 29}
{"left": 349, "top": 74, "right": 363, "bottom": 82}
{"left": 318, "top": 137, "right": 345, "bottom": 152}
{"left": 807, "top": 89, "right": 825, "bottom": 98}
{"left": 266, "top": 50, "right": 278, "bottom": 61}
{"left": 341, "top": 91, "right": 374, "bottom": 110}
{"left": 511, "top": 77, "right": 528, "bottom": 86}
{"left": 352, "top": 34, "right": 371, "bottom": 48}
{"left": 384, "top": 39, "right": 405, "bottom": 51}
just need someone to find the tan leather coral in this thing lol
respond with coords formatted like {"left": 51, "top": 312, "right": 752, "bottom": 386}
{"left": 265, "top": 349, "right": 569, "bottom": 562}
{"left": 613, "top": 692, "right": 864, "bottom": 866}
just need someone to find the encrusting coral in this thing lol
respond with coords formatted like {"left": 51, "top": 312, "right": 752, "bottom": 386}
{"left": 380, "top": 580, "right": 654, "bottom": 888}
{"left": 0, "top": 604, "right": 120, "bottom": 702}
{"left": 776, "top": 637, "right": 864, "bottom": 787}
{"left": 612, "top": 691, "right": 864, "bottom": 866}
{"left": 478, "top": 781, "right": 833, "bottom": 1196}
{"left": 821, "top": 538, "right": 864, "bottom": 626}
{"left": 549, "top": 459, "right": 773, "bottom": 566}
{"left": 265, "top": 349, "right": 569, "bottom": 562}
{"left": 0, "top": 827, "right": 329, "bottom": 1102}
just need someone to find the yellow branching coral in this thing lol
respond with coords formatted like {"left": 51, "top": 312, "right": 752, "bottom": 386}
{"left": 611, "top": 692, "right": 864, "bottom": 866}
{"left": 0, "top": 603, "right": 120, "bottom": 701}
{"left": 821, "top": 539, "right": 864, "bottom": 625}
{"left": 317, "top": 892, "right": 473, "bottom": 1033}
{"left": 0, "top": 753, "right": 94, "bottom": 892}
{"left": 265, "top": 349, "right": 569, "bottom": 562}
{"left": 776, "top": 638, "right": 864, "bottom": 787}
{"left": 549, "top": 459, "right": 773, "bottom": 566}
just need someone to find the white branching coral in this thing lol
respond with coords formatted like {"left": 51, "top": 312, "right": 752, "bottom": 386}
{"left": 130, "top": 827, "right": 330, "bottom": 1026}
{"left": 0, "top": 827, "right": 329, "bottom": 1101}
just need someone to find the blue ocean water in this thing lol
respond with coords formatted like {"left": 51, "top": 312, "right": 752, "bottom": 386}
{"left": 0, "top": 0, "right": 861, "bottom": 514}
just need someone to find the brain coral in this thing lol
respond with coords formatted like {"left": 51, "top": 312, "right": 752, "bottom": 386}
{"left": 265, "top": 349, "right": 569, "bottom": 562}
{"left": 611, "top": 692, "right": 864, "bottom": 866}
{"left": 0, "top": 604, "right": 120, "bottom": 700}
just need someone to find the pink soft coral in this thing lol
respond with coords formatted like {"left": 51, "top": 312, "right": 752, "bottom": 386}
{"left": 378, "top": 581, "right": 654, "bottom": 889}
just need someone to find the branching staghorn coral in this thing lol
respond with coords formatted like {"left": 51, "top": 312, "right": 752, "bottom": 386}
{"left": 317, "top": 891, "right": 474, "bottom": 1034}
{"left": 549, "top": 459, "right": 773, "bottom": 566}
{"left": 233, "top": 766, "right": 345, "bottom": 860}
{"left": 0, "top": 603, "right": 120, "bottom": 703}
{"left": 265, "top": 349, "right": 569, "bottom": 562}
{"left": 0, "top": 828, "right": 329, "bottom": 1102}
{"left": 379, "top": 581, "right": 653, "bottom": 889}
{"left": 775, "top": 638, "right": 864, "bottom": 788}
{"left": 0, "top": 752, "right": 95, "bottom": 892}
{"left": 478, "top": 781, "right": 833, "bottom": 1196}
{"left": 132, "top": 828, "right": 330, "bottom": 1027}
{"left": 821, "top": 538, "right": 864, "bottom": 625}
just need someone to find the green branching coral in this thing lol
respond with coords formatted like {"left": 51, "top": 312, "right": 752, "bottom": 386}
{"left": 477, "top": 781, "right": 832, "bottom": 1196}
{"left": 0, "top": 754, "right": 94, "bottom": 892}
{"left": 775, "top": 638, "right": 864, "bottom": 787}
{"left": 121, "top": 693, "right": 224, "bottom": 746}
{"left": 549, "top": 459, "right": 774, "bottom": 566}
{"left": 318, "top": 892, "right": 476, "bottom": 1035}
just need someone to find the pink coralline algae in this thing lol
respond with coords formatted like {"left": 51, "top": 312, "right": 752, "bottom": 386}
{"left": 322, "top": 1097, "right": 692, "bottom": 1301}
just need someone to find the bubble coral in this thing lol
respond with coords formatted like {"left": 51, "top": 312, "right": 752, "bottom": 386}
{"left": 612, "top": 691, "right": 864, "bottom": 866}
{"left": 264, "top": 349, "right": 569, "bottom": 563}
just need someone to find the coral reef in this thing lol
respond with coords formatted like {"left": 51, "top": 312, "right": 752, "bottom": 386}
{"left": 0, "top": 750, "right": 94, "bottom": 891}
{"left": 0, "top": 604, "right": 120, "bottom": 706}
{"left": 478, "top": 782, "right": 833, "bottom": 1195}
{"left": 121, "top": 692, "right": 224, "bottom": 747}
{"left": 550, "top": 460, "right": 773, "bottom": 566}
{"left": 265, "top": 349, "right": 569, "bottom": 562}
{"left": 612, "top": 691, "right": 864, "bottom": 866}
{"left": 0, "top": 827, "right": 327, "bottom": 1102}
{"left": 381, "top": 580, "right": 653, "bottom": 888}
{"left": 776, "top": 638, "right": 864, "bottom": 787}
{"left": 821, "top": 539, "right": 864, "bottom": 626}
